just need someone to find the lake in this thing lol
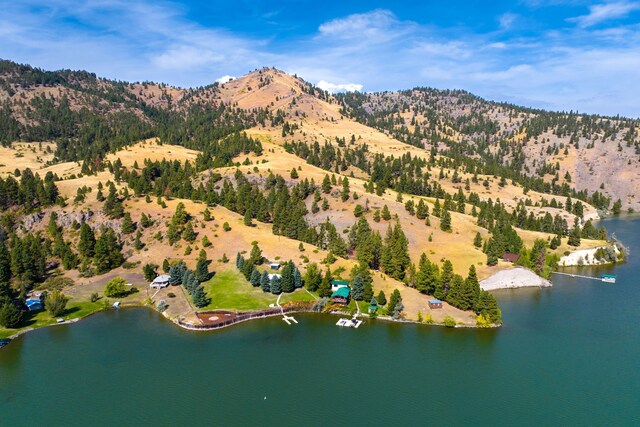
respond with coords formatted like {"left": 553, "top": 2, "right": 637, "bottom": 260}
{"left": 1, "top": 217, "right": 639, "bottom": 426}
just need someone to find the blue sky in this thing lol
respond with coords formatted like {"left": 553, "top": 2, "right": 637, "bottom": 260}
{"left": 1, "top": 0, "right": 640, "bottom": 117}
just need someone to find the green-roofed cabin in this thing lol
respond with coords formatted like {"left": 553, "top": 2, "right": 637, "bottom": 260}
{"left": 331, "top": 280, "right": 349, "bottom": 292}
{"left": 331, "top": 286, "right": 351, "bottom": 305}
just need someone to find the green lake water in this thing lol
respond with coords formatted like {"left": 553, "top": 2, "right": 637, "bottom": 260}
{"left": 1, "top": 217, "right": 640, "bottom": 426}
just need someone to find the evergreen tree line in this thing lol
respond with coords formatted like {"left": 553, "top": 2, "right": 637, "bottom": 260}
{"left": 0, "top": 169, "right": 60, "bottom": 212}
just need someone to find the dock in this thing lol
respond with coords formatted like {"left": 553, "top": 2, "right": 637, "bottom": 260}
{"left": 336, "top": 318, "right": 363, "bottom": 328}
{"left": 552, "top": 272, "right": 617, "bottom": 283}
{"left": 276, "top": 293, "right": 298, "bottom": 325}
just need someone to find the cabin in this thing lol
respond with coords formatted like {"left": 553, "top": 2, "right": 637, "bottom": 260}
{"left": 503, "top": 253, "right": 520, "bottom": 263}
{"left": 150, "top": 274, "right": 170, "bottom": 289}
{"left": 331, "top": 287, "right": 351, "bottom": 305}
{"left": 428, "top": 299, "right": 443, "bottom": 309}
{"left": 331, "top": 280, "right": 349, "bottom": 292}
{"left": 368, "top": 303, "right": 378, "bottom": 313}
{"left": 269, "top": 263, "right": 281, "bottom": 270}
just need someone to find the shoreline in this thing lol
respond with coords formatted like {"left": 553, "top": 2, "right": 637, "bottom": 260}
{"left": 2, "top": 300, "right": 497, "bottom": 346}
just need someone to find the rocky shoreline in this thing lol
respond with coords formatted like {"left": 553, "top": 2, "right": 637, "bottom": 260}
{"left": 480, "top": 267, "right": 552, "bottom": 291}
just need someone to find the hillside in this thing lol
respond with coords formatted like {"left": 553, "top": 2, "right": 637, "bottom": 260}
{"left": 0, "top": 60, "right": 624, "bottom": 334}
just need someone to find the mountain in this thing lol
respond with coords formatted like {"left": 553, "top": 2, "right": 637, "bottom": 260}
{"left": 0, "top": 59, "right": 625, "bottom": 329}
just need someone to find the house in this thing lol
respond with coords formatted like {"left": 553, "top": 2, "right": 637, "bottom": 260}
{"left": 368, "top": 303, "right": 378, "bottom": 313}
{"left": 25, "top": 298, "right": 43, "bottom": 312}
{"left": 428, "top": 299, "right": 443, "bottom": 309}
{"left": 268, "top": 273, "right": 282, "bottom": 281}
{"left": 503, "top": 253, "right": 520, "bottom": 263}
{"left": 330, "top": 280, "right": 349, "bottom": 292}
{"left": 150, "top": 274, "right": 171, "bottom": 289}
{"left": 269, "top": 263, "right": 281, "bottom": 270}
{"left": 331, "top": 287, "right": 350, "bottom": 305}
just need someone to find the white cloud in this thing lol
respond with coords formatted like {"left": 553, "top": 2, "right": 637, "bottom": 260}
{"left": 316, "top": 80, "right": 363, "bottom": 93}
{"left": 2, "top": 2, "right": 640, "bottom": 116}
{"left": 568, "top": 1, "right": 640, "bottom": 28}
{"left": 216, "top": 75, "right": 235, "bottom": 84}
{"left": 499, "top": 13, "right": 518, "bottom": 30}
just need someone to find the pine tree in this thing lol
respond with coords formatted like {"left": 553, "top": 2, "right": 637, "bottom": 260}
{"left": 192, "top": 286, "right": 209, "bottom": 308}
{"left": 304, "top": 263, "right": 322, "bottom": 292}
{"left": 568, "top": 223, "right": 581, "bottom": 247}
{"left": 134, "top": 229, "right": 144, "bottom": 250}
{"left": 0, "top": 241, "right": 11, "bottom": 286}
{"left": 351, "top": 275, "right": 364, "bottom": 301}
{"left": 281, "top": 262, "right": 295, "bottom": 293}
{"left": 143, "top": 263, "right": 158, "bottom": 281}
{"left": 78, "top": 222, "right": 96, "bottom": 259}
{"left": 93, "top": 228, "right": 124, "bottom": 274}
{"left": 250, "top": 268, "right": 261, "bottom": 287}
{"left": 318, "top": 267, "right": 333, "bottom": 298}
{"left": 169, "top": 261, "right": 186, "bottom": 285}
{"left": 381, "top": 205, "right": 391, "bottom": 220}
{"left": 162, "top": 259, "right": 170, "bottom": 273}
{"left": 341, "top": 177, "right": 350, "bottom": 201}
{"left": 377, "top": 290, "right": 387, "bottom": 306}
{"left": 182, "top": 221, "right": 197, "bottom": 243}
{"left": 473, "top": 232, "right": 483, "bottom": 248}
{"left": 476, "top": 290, "right": 501, "bottom": 324}
{"left": 322, "top": 174, "right": 332, "bottom": 193}
{"left": 270, "top": 275, "right": 282, "bottom": 294}
{"left": 121, "top": 213, "right": 135, "bottom": 234}
{"left": 195, "top": 258, "right": 210, "bottom": 282}
{"left": 0, "top": 301, "right": 23, "bottom": 328}
{"left": 235, "top": 252, "right": 244, "bottom": 269}
{"left": 293, "top": 267, "right": 303, "bottom": 288}
{"left": 440, "top": 209, "right": 452, "bottom": 232}
{"left": 260, "top": 270, "right": 270, "bottom": 292}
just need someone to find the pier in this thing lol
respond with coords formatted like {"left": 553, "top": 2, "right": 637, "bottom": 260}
{"left": 277, "top": 293, "right": 298, "bottom": 325}
{"left": 552, "top": 271, "right": 616, "bottom": 283}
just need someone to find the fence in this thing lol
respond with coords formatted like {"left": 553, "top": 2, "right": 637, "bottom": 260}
{"left": 178, "top": 302, "right": 315, "bottom": 331}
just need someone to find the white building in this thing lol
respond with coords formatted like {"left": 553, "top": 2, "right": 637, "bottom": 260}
{"left": 150, "top": 274, "right": 171, "bottom": 289}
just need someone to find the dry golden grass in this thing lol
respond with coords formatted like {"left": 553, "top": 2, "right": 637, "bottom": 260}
{"left": 0, "top": 142, "right": 56, "bottom": 176}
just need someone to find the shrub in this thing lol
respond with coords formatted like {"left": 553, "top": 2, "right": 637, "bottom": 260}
{"left": 157, "top": 300, "right": 168, "bottom": 312}
{"left": 167, "top": 293, "right": 176, "bottom": 298}
{"left": 90, "top": 293, "right": 100, "bottom": 303}
{"left": 443, "top": 316, "right": 456, "bottom": 328}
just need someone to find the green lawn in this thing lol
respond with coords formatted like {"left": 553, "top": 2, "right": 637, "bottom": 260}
{"left": 0, "top": 299, "right": 104, "bottom": 339}
{"left": 202, "top": 269, "right": 277, "bottom": 311}
{"left": 201, "top": 268, "right": 319, "bottom": 311}
{"left": 279, "top": 289, "right": 317, "bottom": 304}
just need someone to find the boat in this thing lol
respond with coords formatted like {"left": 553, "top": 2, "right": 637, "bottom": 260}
{"left": 600, "top": 274, "right": 617, "bottom": 283}
{"left": 0, "top": 339, "right": 11, "bottom": 349}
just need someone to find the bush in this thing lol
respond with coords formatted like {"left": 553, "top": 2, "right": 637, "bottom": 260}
{"left": 223, "top": 222, "right": 231, "bottom": 232}
{"left": 424, "top": 313, "right": 434, "bottom": 324}
{"left": 167, "top": 292, "right": 176, "bottom": 298}
{"left": 122, "top": 261, "right": 137, "bottom": 270}
{"left": 443, "top": 316, "right": 456, "bottom": 328}
{"left": 157, "top": 300, "right": 168, "bottom": 312}
{"left": 90, "top": 293, "right": 100, "bottom": 303}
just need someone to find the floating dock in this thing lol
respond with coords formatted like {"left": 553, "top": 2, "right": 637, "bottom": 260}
{"left": 336, "top": 318, "right": 363, "bottom": 328}
{"left": 552, "top": 272, "right": 617, "bottom": 284}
